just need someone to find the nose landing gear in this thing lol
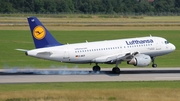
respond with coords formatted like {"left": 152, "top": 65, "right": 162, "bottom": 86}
{"left": 151, "top": 57, "right": 157, "bottom": 68}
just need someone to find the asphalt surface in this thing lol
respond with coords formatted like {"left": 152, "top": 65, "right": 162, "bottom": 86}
{"left": 0, "top": 68, "right": 180, "bottom": 83}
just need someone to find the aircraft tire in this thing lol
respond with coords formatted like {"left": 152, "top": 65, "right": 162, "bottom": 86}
{"left": 112, "top": 67, "right": 120, "bottom": 74}
{"left": 93, "top": 66, "right": 101, "bottom": 72}
{"left": 152, "top": 64, "right": 157, "bottom": 68}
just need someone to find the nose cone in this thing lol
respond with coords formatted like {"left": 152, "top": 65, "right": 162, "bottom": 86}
{"left": 170, "top": 43, "right": 176, "bottom": 51}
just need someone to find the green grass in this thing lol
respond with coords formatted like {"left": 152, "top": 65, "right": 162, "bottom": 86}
{"left": 1, "top": 81, "right": 180, "bottom": 91}
{"left": 0, "top": 81, "right": 180, "bottom": 101}
{"left": 0, "top": 30, "right": 179, "bottom": 68}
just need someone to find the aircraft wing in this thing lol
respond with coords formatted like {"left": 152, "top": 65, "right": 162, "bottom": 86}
{"left": 120, "top": 52, "right": 138, "bottom": 61}
{"left": 92, "top": 52, "right": 138, "bottom": 63}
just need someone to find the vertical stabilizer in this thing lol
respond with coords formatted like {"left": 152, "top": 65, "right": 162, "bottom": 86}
{"left": 27, "top": 17, "right": 63, "bottom": 48}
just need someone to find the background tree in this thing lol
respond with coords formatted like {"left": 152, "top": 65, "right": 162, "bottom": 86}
{"left": 0, "top": 0, "right": 179, "bottom": 15}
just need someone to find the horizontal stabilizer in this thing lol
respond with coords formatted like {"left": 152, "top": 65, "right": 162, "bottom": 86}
{"left": 16, "top": 49, "right": 28, "bottom": 52}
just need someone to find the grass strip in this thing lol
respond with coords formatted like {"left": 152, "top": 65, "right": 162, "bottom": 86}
{"left": 0, "top": 81, "right": 180, "bottom": 101}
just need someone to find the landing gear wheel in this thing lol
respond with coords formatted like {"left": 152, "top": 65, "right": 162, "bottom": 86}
{"left": 152, "top": 64, "right": 157, "bottom": 68}
{"left": 151, "top": 57, "right": 157, "bottom": 68}
{"left": 93, "top": 66, "right": 101, "bottom": 72}
{"left": 112, "top": 67, "right": 120, "bottom": 74}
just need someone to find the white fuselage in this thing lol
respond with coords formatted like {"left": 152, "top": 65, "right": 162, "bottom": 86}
{"left": 26, "top": 36, "right": 175, "bottom": 64}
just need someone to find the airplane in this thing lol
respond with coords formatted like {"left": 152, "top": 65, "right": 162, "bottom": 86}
{"left": 16, "top": 16, "right": 176, "bottom": 74}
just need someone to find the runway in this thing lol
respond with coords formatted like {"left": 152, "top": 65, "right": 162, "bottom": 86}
{"left": 0, "top": 68, "right": 180, "bottom": 83}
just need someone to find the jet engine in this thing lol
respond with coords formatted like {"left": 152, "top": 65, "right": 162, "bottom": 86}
{"left": 127, "top": 54, "right": 151, "bottom": 67}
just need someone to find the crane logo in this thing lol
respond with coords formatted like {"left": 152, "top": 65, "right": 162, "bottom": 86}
{"left": 33, "top": 26, "right": 46, "bottom": 40}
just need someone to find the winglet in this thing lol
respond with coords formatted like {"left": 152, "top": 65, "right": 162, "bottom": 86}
{"left": 27, "top": 17, "right": 63, "bottom": 48}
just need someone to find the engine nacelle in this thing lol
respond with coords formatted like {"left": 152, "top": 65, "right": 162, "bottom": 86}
{"left": 127, "top": 54, "right": 151, "bottom": 67}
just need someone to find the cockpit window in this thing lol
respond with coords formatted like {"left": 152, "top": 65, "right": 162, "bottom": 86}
{"left": 165, "top": 41, "right": 169, "bottom": 44}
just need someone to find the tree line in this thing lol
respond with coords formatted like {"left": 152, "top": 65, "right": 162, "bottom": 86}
{"left": 0, "top": 0, "right": 180, "bottom": 15}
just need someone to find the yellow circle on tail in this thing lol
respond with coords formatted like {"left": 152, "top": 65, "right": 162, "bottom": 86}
{"left": 33, "top": 26, "right": 46, "bottom": 40}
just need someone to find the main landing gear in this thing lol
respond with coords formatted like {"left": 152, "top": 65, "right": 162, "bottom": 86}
{"left": 112, "top": 61, "right": 121, "bottom": 74}
{"left": 92, "top": 63, "right": 101, "bottom": 72}
{"left": 112, "top": 67, "right": 120, "bottom": 74}
{"left": 92, "top": 61, "right": 121, "bottom": 74}
{"left": 151, "top": 57, "right": 157, "bottom": 68}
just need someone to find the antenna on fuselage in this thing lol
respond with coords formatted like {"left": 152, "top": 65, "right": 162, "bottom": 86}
{"left": 150, "top": 34, "right": 152, "bottom": 37}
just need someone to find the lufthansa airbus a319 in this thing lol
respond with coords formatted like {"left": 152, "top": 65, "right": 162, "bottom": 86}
{"left": 16, "top": 17, "right": 176, "bottom": 74}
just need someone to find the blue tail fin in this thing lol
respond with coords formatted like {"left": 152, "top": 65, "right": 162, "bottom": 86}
{"left": 27, "top": 16, "right": 63, "bottom": 48}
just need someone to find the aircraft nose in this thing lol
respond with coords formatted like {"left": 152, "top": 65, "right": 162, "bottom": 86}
{"left": 170, "top": 43, "right": 176, "bottom": 51}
